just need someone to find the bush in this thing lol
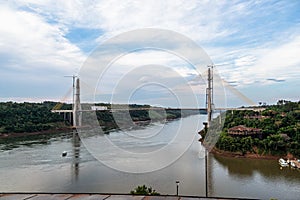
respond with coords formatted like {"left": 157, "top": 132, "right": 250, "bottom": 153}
{"left": 130, "top": 185, "right": 160, "bottom": 195}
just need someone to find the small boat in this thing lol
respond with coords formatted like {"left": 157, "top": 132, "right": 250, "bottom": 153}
{"left": 290, "top": 161, "right": 296, "bottom": 168}
{"left": 62, "top": 151, "right": 67, "bottom": 157}
{"left": 279, "top": 158, "right": 288, "bottom": 167}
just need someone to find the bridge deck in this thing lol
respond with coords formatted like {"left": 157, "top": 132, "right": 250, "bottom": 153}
{"left": 51, "top": 107, "right": 265, "bottom": 113}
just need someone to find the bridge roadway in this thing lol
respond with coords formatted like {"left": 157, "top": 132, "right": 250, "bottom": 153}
{"left": 0, "top": 193, "right": 251, "bottom": 200}
{"left": 51, "top": 107, "right": 265, "bottom": 113}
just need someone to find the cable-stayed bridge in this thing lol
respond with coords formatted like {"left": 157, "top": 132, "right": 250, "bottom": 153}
{"left": 50, "top": 66, "right": 266, "bottom": 198}
{"left": 51, "top": 66, "right": 265, "bottom": 127}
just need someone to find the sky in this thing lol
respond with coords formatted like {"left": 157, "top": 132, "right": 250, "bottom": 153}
{"left": 0, "top": 0, "right": 299, "bottom": 108}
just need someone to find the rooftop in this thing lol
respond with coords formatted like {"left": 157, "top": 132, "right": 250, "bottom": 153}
{"left": 228, "top": 125, "right": 262, "bottom": 135}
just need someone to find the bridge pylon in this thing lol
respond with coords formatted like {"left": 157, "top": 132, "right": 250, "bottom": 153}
{"left": 206, "top": 65, "right": 213, "bottom": 126}
{"left": 73, "top": 78, "right": 82, "bottom": 127}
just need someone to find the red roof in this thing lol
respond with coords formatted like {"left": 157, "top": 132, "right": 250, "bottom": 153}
{"left": 228, "top": 125, "right": 262, "bottom": 135}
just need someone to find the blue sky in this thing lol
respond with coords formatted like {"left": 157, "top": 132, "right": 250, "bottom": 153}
{"left": 0, "top": 0, "right": 299, "bottom": 107}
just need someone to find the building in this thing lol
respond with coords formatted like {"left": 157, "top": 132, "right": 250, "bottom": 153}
{"left": 91, "top": 106, "right": 108, "bottom": 111}
{"left": 243, "top": 115, "right": 269, "bottom": 119}
{"left": 228, "top": 125, "right": 263, "bottom": 139}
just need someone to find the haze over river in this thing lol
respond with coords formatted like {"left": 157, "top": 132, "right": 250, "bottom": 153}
{"left": 0, "top": 115, "right": 299, "bottom": 199}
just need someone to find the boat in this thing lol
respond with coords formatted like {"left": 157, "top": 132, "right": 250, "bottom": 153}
{"left": 278, "top": 158, "right": 288, "bottom": 167}
{"left": 62, "top": 151, "right": 67, "bottom": 157}
{"left": 290, "top": 161, "right": 296, "bottom": 168}
{"left": 294, "top": 160, "right": 300, "bottom": 169}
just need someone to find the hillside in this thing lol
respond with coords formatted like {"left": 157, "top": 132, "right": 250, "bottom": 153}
{"left": 215, "top": 100, "right": 300, "bottom": 157}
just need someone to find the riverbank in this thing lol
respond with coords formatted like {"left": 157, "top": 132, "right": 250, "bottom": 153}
{"left": 0, "top": 126, "right": 74, "bottom": 139}
{"left": 0, "top": 118, "right": 179, "bottom": 140}
{"left": 204, "top": 101, "right": 300, "bottom": 160}
{"left": 210, "top": 147, "right": 283, "bottom": 160}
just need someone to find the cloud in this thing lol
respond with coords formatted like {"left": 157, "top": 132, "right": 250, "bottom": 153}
{"left": 266, "top": 78, "right": 285, "bottom": 83}
{"left": 0, "top": 3, "right": 84, "bottom": 70}
{"left": 13, "top": 0, "right": 234, "bottom": 43}
{"left": 89, "top": 64, "right": 204, "bottom": 107}
{"left": 0, "top": 2, "right": 85, "bottom": 99}
{"left": 253, "top": 34, "right": 300, "bottom": 79}
{"left": 234, "top": 56, "right": 256, "bottom": 67}
{"left": 207, "top": 30, "right": 300, "bottom": 88}
{"left": 1, "top": 0, "right": 299, "bottom": 105}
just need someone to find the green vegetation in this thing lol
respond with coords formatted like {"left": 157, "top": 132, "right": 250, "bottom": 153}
{"left": 130, "top": 185, "right": 160, "bottom": 195}
{"left": 0, "top": 101, "right": 68, "bottom": 134}
{"left": 0, "top": 101, "right": 199, "bottom": 136}
{"left": 215, "top": 100, "right": 300, "bottom": 157}
{"left": 97, "top": 107, "right": 199, "bottom": 132}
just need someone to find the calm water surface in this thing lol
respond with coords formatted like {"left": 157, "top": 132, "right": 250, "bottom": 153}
{"left": 0, "top": 115, "right": 299, "bottom": 199}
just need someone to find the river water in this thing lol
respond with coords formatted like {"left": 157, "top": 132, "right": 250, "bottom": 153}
{"left": 0, "top": 115, "right": 299, "bottom": 199}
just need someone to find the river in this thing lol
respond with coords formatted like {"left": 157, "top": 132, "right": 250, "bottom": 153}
{"left": 0, "top": 114, "right": 299, "bottom": 199}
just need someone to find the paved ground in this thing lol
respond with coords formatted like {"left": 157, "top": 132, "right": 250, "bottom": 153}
{"left": 0, "top": 194, "right": 244, "bottom": 200}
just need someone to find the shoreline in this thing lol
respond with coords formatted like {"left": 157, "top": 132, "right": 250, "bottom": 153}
{"left": 0, "top": 127, "right": 74, "bottom": 139}
{"left": 198, "top": 128, "right": 291, "bottom": 161}
{"left": 210, "top": 147, "right": 283, "bottom": 160}
{"left": 0, "top": 117, "right": 181, "bottom": 140}
{"left": 0, "top": 111, "right": 198, "bottom": 140}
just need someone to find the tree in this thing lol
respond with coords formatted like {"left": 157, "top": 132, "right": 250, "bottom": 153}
{"left": 215, "top": 100, "right": 300, "bottom": 157}
{"left": 130, "top": 185, "right": 160, "bottom": 195}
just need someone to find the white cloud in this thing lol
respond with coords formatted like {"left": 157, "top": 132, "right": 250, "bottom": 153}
{"left": 0, "top": 2, "right": 86, "bottom": 100}
{"left": 234, "top": 55, "right": 256, "bottom": 67}
{"left": 93, "top": 0, "right": 235, "bottom": 43}
{"left": 253, "top": 35, "right": 300, "bottom": 79}
{"left": 0, "top": 3, "right": 84, "bottom": 72}
{"left": 12, "top": 0, "right": 233, "bottom": 43}
{"left": 204, "top": 30, "right": 300, "bottom": 89}
{"left": 1, "top": 0, "right": 299, "bottom": 105}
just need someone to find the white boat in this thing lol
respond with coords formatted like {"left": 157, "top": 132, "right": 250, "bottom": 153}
{"left": 290, "top": 161, "right": 296, "bottom": 168}
{"left": 279, "top": 158, "right": 288, "bottom": 167}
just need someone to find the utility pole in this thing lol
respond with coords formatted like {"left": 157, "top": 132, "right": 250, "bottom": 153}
{"left": 175, "top": 181, "right": 180, "bottom": 196}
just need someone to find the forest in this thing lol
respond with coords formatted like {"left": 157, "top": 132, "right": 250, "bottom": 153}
{"left": 215, "top": 100, "right": 300, "bottom": 157}
{"left": 0, "top": 101, "right": 198, "bottom": 135}
{"left": 0, "top": 101, "right": 67, "bottom": 134}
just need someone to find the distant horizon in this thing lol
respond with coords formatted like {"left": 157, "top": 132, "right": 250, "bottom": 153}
{"left": 1, "top": 1, "right": 299, "bottom": 109}
{"left": 1, "top": 97, "right": 299, "bottom": 108}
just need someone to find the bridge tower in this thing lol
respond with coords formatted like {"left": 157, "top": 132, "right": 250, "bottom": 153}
{"left": 73, "top": 78, "right": 82, "bottom": 127}
{"left": 206, "top": 65, "right": 213, "bottom": 125}
{"left": 204, "top": 65, "right": 213, "bottom": 197}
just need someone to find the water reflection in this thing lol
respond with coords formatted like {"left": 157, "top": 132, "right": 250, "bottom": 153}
{"left": 0, "top": 115, "right": 300, "bottom": 199}
{"left": 207, "top": 153, "right": 213, "bottom": 197}
{"left": 212, "top": 154, "right": 300, "bottom": 181}
{"left": 71, "top": 131, "right": 81, "bottom": 181}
